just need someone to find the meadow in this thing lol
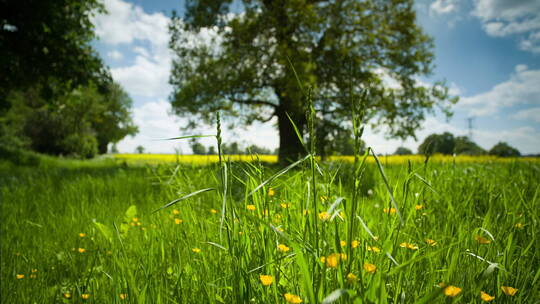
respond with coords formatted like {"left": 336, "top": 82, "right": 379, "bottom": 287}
{"left": 1, "top": 154, "right": 539, "bottom": 303}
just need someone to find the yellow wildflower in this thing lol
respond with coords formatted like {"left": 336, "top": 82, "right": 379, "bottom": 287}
{"left": 320, "top": 195, "right": 328, "bottom": 201}
{"left": 426, "top": 239, "right": 437, "bottom": 246}
{"left": 63, "top": 293, "right": 72, "bottom": 299}
{"left": 172, "top": 209, "right": 180, "bottom": 215}
{"left": 351, "top": 240, "right": 359, "bottom": 248}
{"left": 325, "top": 253, "right": 340, "bottom": 268}
{"left": 136, "top": 222, "right": 142, "bottom": 226}
{"left": 276, "top": 227, "right": 284, "bottom": 232}
{"left": 79, "top": 233, "right": 86, "bottom": 238}
{"left": 383, "top": 208, "right": 396, "bottom": 214}
{"left": 30, "top": 274, "right": 37, "bottom": 279}
{"left": 303, "top": 209, "right": 310, "bottom": 215}
{"left": 174, "top": 218, "right": 183, "bottom": 224}
{"left": 247, "top": 205, "right": 256, "bottom": 211}
{"left": 284, "top": 293, "right": 303, "bottom": 304}
{"left": 78, "top": 248, "right": 86, "bottom": 253}
{"left": 81, "top": 294, "right": 90, "bottom": 300}
{"left": 480, "top": 291, "right": 495, "bottom": 302}
{"left": 415, "top": 204, "right": 424, "bottom": 210}
{"left": 259, "top": 275, "right": 273, "bottom": 286}
{"left": 119, "top": 293, "right": 128, "bottom": 300}
{"left": 280, "top": 203, "right": 291, "bottom": 209}
{"left": 268, "top": 188, "right": 275, "bottom": 196}
{"left": 443, "top": 285, "right": 462, "bottom": 297}
{"left": 514, "top": 223, "right": 524, "bottom": 229}
{"left": 16, "top": 274, "right": 24, "bottom": 279}
{"left": 363, "top": 263, "right": 377, "bottom": 274}
{"left": 340, "top": 240, "right": 347, "bottom": 247}
{"left": 277, "top": 244, "right": 290, "bottom": 253}
{"left": 192, "top": 248, "right": 201, "bottom": 253}
{"left": 475, "top": 235, "right": 491, "bottom": 244}
{"left": 500, "top": 286, "right": 518, "bottom": 296}
{"left": 210, "top": 209, "right": 218, "bottom": 214}
{"left": 399, "top": 242, "right": 418, "bottom": 250}
{"left": 366, "top": 245, "right": 381, "bottom": 253}
{"left": 132, "top": 217, "right": 139, "bottom": 222}
{"left": 319, "top": 211, "right": 329, "bottom": 221}
{"left": 340, "top": 253, "right": 347, "bottom": 260}
{"left": 346, "top": 273, "right": 357, "bottom": 283}
{"left": 31, "top": 269, "right": 38, "bottom": 273}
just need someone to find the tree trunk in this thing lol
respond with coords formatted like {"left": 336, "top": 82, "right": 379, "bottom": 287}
{"left": 276, "top": 105, "right": 305, "bottom": 165}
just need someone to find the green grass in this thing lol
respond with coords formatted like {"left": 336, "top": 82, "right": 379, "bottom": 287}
{"left": 1, "top": 156, "right": 538, "bottom": 303}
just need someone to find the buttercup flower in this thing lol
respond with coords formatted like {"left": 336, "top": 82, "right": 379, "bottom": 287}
{"left": 363, "top": 263, "right": 377, "bottom": 274}
{"left": 366, "top": 245, "right": 381, "bottom": 253}
{"left": 79, "top": 233, "right": 86, "bottom": 238}
{"left": 346, "top": 273, "right": 357, "bottom": 283}
{"left": 174, "top": 218, "right": 183, "bottom": 224}
{"left": 480, "top": 291, "right": 495, "bottom": 302}
{"left": 16, "top": 274, "right": 24, "bottom": 279}
{"left": 277, "top": 244, "right": 290, "bottom": 253}
{"left": 415, "top": 204, "right": 423, "bottom": 210}
{"left": 192, "top": 248, "right": 201, "bottom": 253}
{"left": 247, "top": 205, "right": 256, "bottom": 211}
{"left": 284, "top": 293, "right": 302, "bottom": 303}
{"left": 119, "top": 293, "right": 128, "bottom": 300}
{"left": 268, "top": 188, "right": 275, "bottom": 197}
{"left": 443, "top": 285, "right": 461, "bottom": 297}
{"left": 259, "top": 275, "right": 273, "bottom": 286}
{"left": 81, "top": 294, "right": 90, "bottom": 300}
{"left": 383, "top": 208, "right": 396, "bottom": 214}
{"left": 500, "top": 286, "right": 517, "bottom": 296}
{"left": 425, "top": 239, "right": 437, "bottom": 246}
{"left": 475, "top": 235, "right": 491, "bottom": 244}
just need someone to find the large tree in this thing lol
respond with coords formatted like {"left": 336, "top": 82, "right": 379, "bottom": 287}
{"left": 169, "top": 0, "right": 457, "bottom": 163}
{"left": 0, "top": 0, "right": 110, "bottom": 108}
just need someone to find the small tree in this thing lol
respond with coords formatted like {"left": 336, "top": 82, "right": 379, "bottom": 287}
{"left": 489, "top": 142, "right": 520, "bottom": 157}
{"left": 191, "top": 141, "right": 206, "bottom": 155}
{"left": 207, "top": 146, "right": 216, "bottom": 155}
{"left": 418, "top": 132, "right": 455, "bottom": 155}
{"left": 394, "top": 147, "right": 412, "bottom": 155}
{"left": 135, "top": 145, "right": 145, "bottom": 154}
{"left": 454, "top": 136, "right": 485, "bottom": 155}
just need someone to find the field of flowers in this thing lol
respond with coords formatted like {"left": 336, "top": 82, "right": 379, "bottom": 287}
{"left": 1, "top": 154, "right": 538, "bottom": 303}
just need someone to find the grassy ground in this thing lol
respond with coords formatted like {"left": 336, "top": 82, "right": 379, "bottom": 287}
{"left": 1, "top": 156, "right": 538, "bottom": 303}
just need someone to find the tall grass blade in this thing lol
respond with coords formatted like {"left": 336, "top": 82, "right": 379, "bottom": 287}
{"left": 322, "top": 289, "right": 349, "bottom": 304}
{"left": 152, "top": 188, "right": 215, "bottom": 213}
{"left": 248, "top": 154, "right": 310, "bottom": 196}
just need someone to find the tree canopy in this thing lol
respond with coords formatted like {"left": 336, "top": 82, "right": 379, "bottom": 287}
{"left": 489, "top": 142, "right": 520, "bottom": 157}
{"left": 418, "top": 132, "right": 486, "bottom": 156}
{"left": 169, "top": 0, "right": 457, "bottom": 163}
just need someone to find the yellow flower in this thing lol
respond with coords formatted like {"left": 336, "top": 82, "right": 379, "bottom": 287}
{"left": 210, "top": 209, "right": 218, "bottom": 214}
{"left": 346, "top": 273, "right": 357, "bottom": 283}
{"left": 172, "top": 209, "right": 180, "bottom": 215}
{"left": 280, "top": 203, "right": 291, "bottom": 209}
{"left": 443, "top": 285, "right": 462, "bottom": 297}
{"left": 480, "top": 291, "right": 495, "bottom": 302}
{"left": 363, "top": 263, "right": 377, "bottom": 274}
{"left": 30, "top": 274, "right": 37, "bottom": 279}
{"left": 192, "top": 248, "right": 201, "bottom": 253}
{"left": 78, "top": 248, "right": 86, "bottom": 253}
{"left": 415, "top": 204, "right": 424, "bottom": 210}
{"left": 16, "top": 274, "right": 24, "bottom": 279}
{"left": 325, "top": 253, "right": 340, "bottom": 268}
{"left": 31, "top": 268, "right": 38, "bottom": 273}
{"left": 319, "top": 211, "right": 329, "bottom": 221}
{"left": 320, "top": 195, "right": 328, "bottom": 201}
{"left": 399, "top": 242, "right": 418, "bottom": 250}
{"left": 63, "top": 293, "right": 72, "bottom": 299}
{"left": 136, "top": 222, "right": 142, "bottom": 226}
{"left": 340, "top": 240, "right": 347, "bottom": 247}
{"left": 247, "top": 205, "right": 256, "bottom": 211}
{"left": 500, "top": 286, "right": 518, "bottom": 296}
{"left": 119, "top": 293, "right": 128, "bottom": 300}
{"left": 276, "top": 227, "right": 284, "bottom": 232}
{"left": 475, "top": 235, "right": 491, "bottom": 244}
{"left": 259, "top": 275, "right": 273, "bottom": 286}
{"left": 132, "top": 217, "right": 139, "bottom": 222}
{"left": 425, "top": 239, "right": 437, "bottom": 246}
{"left": 268, "top": 188, "right": 276, "bottom": 196}
{"left": 303, "top": 209, "right": 310, "bottom": 215}
{"left": 383, "top": 207, "right": 396, "bottom": 214}
{"left": 277, "top": 244, "right": 290, "bottom": 253}
{"left": 351, "top": 240, "right": 360, "bottom": 248}
{"left": 514, "top": 223, "right": 524, "bottom": 229}
{"left": 366, "top": 246, "right": 381, "bottom": 253}
{"left": 284, "top": 293, "right": 303, "bottom": 303}
{"left": 174, "top": 218, "right": 183, "bottom": 224}
{"left": 81, "top": 294, "right": 90, "bottom": 300}
{"left": 79, "top": 233, "right": 86, "bottom": 238}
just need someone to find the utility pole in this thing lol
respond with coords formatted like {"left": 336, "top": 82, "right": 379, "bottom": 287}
{"left": 467, "top": 117, "right": 474, "bottom": 139}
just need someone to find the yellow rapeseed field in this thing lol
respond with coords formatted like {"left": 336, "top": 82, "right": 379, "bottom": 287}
{"left": 113, "top": 153, "right": 539, "bottom": 165}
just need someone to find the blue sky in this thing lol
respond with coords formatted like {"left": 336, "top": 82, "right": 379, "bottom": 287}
{"left": 92, "top": 0, "right": 540, "bottom": 154}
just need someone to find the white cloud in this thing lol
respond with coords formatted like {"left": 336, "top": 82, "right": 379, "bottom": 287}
{"left": 430, "top": 0, "right": 459, "bottom": 15}
{"left": 512, "top": 107, "right": 540, "bottom": 123}
{"left": 472, "top": 0, "right": 540, "bottom": 53}
{"left": 107, "top": 50, "right": 123, "bottom": 60}
{"left": 458, "top": 65, "right": 540, "bottom": 116}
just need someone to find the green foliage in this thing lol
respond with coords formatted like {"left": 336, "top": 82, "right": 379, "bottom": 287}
{"left": 489, "top": 142, "right": 521, "bottom": 157}
{"left": 190, "top": 141, "right": 207, "bottom": 155}
{"left": 169, "top": 0, "right": 458, "bottom": 163}
{"left": 454, "top": 136, "right": 486, "bottom": 155}
{"left": 418, "top": 132, "right": 455, "bottom": 155}
{"left": 136, "top": 146, "right": 145, "bottom": 154}
{"left": 0, "top": 82, "right": 137, "bottom": 158}
{"left": 0, "top": 0, "right": 110, "bottom": 105}
{"left": 394, "top": 147, "right": 413, "bottom": 155}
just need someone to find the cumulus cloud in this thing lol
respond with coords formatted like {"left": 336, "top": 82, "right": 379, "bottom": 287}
{"left": 472, "top": 0, "right": 540, "bottom": 53}
{"left": 512, "top": 107, "right": 540, "bottom": 123}
{"left": 107, "top": 50, "right": 123, "bottom": 60}
{"left": 430, "top": 0, "right": 459, "bottom": 15}
{"left": 458, "top": 65, "right": 540, "bottom": 116}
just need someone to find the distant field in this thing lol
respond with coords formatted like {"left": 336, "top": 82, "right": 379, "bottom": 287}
{"left": 113, "top": 153, "right": 539, "bottom": 165}
{"left": 1, "top": 156, "right": 539, "bottom": 303}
